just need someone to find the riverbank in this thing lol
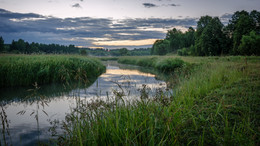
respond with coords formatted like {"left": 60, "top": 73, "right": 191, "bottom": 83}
{"left": 0, "top": 54, "right": 106, "bottom": 87}
{"left": 57, "top": 56, "right": 260, "bottom": 145}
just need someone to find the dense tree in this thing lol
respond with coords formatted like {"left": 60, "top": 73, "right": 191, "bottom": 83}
{"left": 166, "top": 28, "right": 184, "bottom": 52}
{"left": 9, "top": 39, "right": 79, "bottom": 54}
{"left": 195, "top": 17, "right": 226, "bottom": 56}
{"left": 238, "top": 31, "right": 260, "bottom": 55}
{"left": 0, "top": 36, "right": 4, "bottom": 52}
{"left": 151, "top": 39, "right": 170, "bottom": 55}
{"left": 184, "top": 27, "right": 195, "bottom": 48}
{"left": 195, "top": 16, "right": 213, "bottom": 56}
{"left": 153, "top": 10, "right": 260, "bottom": 56}
{"left": 29, "top": 42, "right": 40, "bottom": 53}
{"left": 152, "top": 27, "right": 195, "bottom": 55}
{"left": 250, "top": 10, "right": 260, "bottom": 34}
{"left": 119, "top": 48, "right": 129, "bottom": 56}
{"left": 226, "top": 11, "right": 256, "bottom": 54}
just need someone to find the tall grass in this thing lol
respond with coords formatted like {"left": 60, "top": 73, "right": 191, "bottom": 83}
{"left": 118, "top": 56, "right": 186, "bottom": 73}
{"left": 56, "top": 56, "right": 260, "bottom": 145}
{"left": 0, "top": 55, "right": 106, "bottom": 87}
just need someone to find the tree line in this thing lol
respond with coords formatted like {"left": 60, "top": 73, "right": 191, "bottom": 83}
{"left": 151, "top": 10, "right": 260, "bottom": 56}
{"left": 0, "top": 38, "right": 79, "bottom": 54}
{"left": 0, "top": 37, "right": 151, "bottom": 56}
{"left": 86, "top": 48, "right": 151, "bottom": 56}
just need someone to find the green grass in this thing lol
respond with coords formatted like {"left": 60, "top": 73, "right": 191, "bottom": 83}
{"left": 56, "top": 56, "right": 260, "bottom": 145}
{"left": 97, "top": 56, "right": 119, "bottom": 61}
{"left": 118, "top": 56, "right": 187, "bottom": 73}
{"left": 0, "top": 54, "right": 106, "bottom": 87}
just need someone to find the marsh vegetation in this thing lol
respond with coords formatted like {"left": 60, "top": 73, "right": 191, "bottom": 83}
{"left": 55, "top": 56, "right": 260, "bottom": 145}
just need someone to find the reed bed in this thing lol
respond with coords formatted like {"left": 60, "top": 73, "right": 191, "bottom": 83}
{"left": 0, "top": 55, "right": 106, "bottom": 87}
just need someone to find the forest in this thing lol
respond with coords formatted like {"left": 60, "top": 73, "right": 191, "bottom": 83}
{"left": 151, "top": 10, "right": 260, "bottom": 56}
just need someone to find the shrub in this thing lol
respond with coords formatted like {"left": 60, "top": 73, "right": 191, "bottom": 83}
{"left": 155, "top": 58, "right": 184, "bottom": 72}
{"left": 177, "top": 48, "right": 190, "bottom": 56}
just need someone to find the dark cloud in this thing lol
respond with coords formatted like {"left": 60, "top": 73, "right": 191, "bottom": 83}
{"left": 0, "top": 8, "right": 43, "bottom": 19}
{"left": 169, "top": 4, "right": 180, "bottom": 7}
{"left": 143, "top": 3, "right": 157, "bottom": 8}
{"left": 118, "top": 18, "right": 197, "bottom": 29}
{"left": 0, "top": 8, "right": 198, "bottom": 48}
{"left": 72, "top": 3, "right": 81, "bottom": 8}
{"left": 142, "top": 2, "right": 180, "bottom": 8}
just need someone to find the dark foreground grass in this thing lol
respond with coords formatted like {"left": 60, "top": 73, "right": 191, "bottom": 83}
{"left": 56, "top": 56, "right": 260, "bottom": 145}
{"left": 0, "top": 54, "right": 106, "bottom": 87}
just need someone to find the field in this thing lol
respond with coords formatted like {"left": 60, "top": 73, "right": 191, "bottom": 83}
{"left": 0, "top": 54, "right": 106, "bottom": 87}
{"left": 56, "top": 55, "right": 260, "bottom": 145}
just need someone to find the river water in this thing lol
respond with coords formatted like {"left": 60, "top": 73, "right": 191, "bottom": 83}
{"left": 0, "top": 61, "right": 168, "bottom": 145}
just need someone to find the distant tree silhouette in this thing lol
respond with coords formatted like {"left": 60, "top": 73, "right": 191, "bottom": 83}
{"left": 0, "top": 36, "right": 4, "bottom": 52}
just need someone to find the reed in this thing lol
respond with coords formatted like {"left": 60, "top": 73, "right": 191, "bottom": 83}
{"left": 0, "top": 54, "right": 106, "bottom": 87}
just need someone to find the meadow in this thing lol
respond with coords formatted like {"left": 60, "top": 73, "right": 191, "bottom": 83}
{"left": 0, "top": 54, "right": 106, "bottom": 87}
{"left": 56, "top": 55, "right": 260, "bottom": 145}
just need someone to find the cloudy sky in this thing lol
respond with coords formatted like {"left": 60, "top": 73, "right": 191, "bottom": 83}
{"left": 0, "top": 0, "right": 259, "bottom": 49}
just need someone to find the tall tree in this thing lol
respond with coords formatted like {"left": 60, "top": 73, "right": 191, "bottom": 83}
{"left": 165, "top": 28, "right": 184, "bottom": 52}
{"left": 184, "top": 27, "right": 195, "bottom": 48}
{"left": 226, "top": 11, "right": 256, "bottom": 54}
{"left": 195, "top": 16, "right": 226, "bottom": 56}
{"left": 151, "top": 39, "right": 170, "bottom": 55}
{"left": 250, "top": 10, "right": 260, "bottom": 34}
{"left": 0, "top": 36, "right": 4, "bottom": 52}
{"left": 195, "top": 16, "right": 213, "bottom": 56}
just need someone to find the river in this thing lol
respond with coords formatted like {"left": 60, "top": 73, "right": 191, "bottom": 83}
{"left": 0, "top": 61, "right": 168, "bottom": 145}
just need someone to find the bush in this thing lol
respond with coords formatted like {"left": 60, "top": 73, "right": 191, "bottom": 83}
{"left": 238, "top": 31, "right": 260, "bottom": 55}
{"left": 177, "top": 48, "right": 190, "bottom": 56}
{"left": 155, "top": 58, "right": 184, "bottom": 72}
{"left": 136, "top": 57, "right": 157, "bottom": 67}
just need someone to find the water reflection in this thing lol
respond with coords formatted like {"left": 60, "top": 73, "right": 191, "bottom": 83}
{"left": 0, "top": 61, "right": 169, "bottom": 145}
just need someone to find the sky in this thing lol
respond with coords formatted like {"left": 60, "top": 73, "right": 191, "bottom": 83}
{"left": 0, "top": 0, "right": 259, "bottom": 49}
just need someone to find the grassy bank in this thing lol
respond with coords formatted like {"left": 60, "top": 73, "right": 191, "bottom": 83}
{"left": 118, "top": 55, "right": 260, "bottom": 64}
{"left": 0, "top": 54, "right": 106, "bottom": 87}
{"left": 56, "top": 56, "right": 259, "bottom": 145}
{"left": 118, "top": 56, "right": 189, "bottom": 73}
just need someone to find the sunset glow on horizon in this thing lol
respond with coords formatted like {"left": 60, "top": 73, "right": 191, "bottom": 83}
{"left": 93, "top": 39, "right": 157, "bottom": 47}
